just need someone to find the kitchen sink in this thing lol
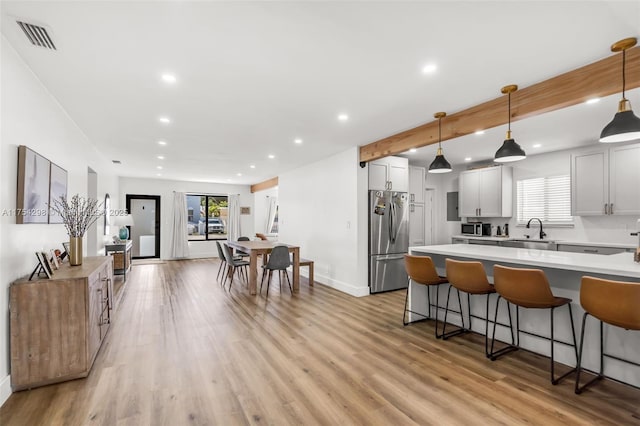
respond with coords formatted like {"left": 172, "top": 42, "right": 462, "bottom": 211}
{"left": 500, "top": 239, "right": 558, "bottom": 251}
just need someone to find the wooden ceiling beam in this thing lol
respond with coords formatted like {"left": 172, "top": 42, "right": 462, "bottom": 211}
{"left": 250, "top": 176, "right": 278, "bottom": 193}
{"left": 359, "top": 46, "right": 640, "bottom": 163}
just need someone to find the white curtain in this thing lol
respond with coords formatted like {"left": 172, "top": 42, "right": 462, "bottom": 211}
{"left": 171, "top": 192, "right": 189, "bottom": 258}
{"left": 227, "top": 194, "right": 241, "bottom": 241}
{"left": 265, "top": 196, "right": 278, "bottom": 233}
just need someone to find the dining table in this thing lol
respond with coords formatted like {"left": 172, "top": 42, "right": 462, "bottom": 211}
{"left": 225, "top": 240, "right": 300, "bottom": 295}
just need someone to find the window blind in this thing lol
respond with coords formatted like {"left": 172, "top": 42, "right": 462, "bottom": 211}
{"left": 516, "top": 175, "right": 572, "bottom": 223}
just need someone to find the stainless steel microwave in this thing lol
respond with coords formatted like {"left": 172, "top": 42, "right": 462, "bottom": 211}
{"left": 461, "top": 223, "right": 482, "bottom": 236}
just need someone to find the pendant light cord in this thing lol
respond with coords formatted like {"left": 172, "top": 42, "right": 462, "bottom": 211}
{"left": 508, "top": 91, "right": 511, "bottom": 132}
{"left": 438, "top": 117, "right": 442, "bottom": 148}
{"left": 622, "top": 49, "right": 627, "bottom": 99}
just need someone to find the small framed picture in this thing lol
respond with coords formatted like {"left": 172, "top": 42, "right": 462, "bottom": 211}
{"left": 50, "top": 249, "right": 59, "bottom": 269}
{"left": 41, "top": 251, "right": 55, "bottom": 275}
{"left": 240, "top": 206, "right": 251, "bottom": 215}
{"left": 61, "top": 242, "right": 70, "bottom": 262}
{"left": 35, "top": 252, "right": 52, "bottom": 279}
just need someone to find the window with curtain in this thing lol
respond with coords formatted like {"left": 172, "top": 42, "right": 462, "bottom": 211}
{"left": 186, "top": 194, "right": 228, "bottom": 241}
{"left": 516, "top": 175, "right": 573, "bottom": 224}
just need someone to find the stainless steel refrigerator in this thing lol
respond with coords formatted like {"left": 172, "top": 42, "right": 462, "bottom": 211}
{"left": 369, "top": 190, "right": 409, "bottom": 293}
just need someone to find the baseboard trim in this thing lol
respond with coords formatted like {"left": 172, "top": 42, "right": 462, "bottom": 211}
{"left": 313, "top": 273, "right": 369, "bottom": 297}
{"left": 0, "top": 374, "right": 12, "bottom": 408}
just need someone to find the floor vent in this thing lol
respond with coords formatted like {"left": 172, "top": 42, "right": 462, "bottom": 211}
{"left": 17, "top": 21, "right": 56, "bottom": 50}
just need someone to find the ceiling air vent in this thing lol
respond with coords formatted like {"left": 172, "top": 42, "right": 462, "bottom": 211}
{"left": 16, "top": 20, "right": 56, "bottom": 50}
{"left": 112, "top": 160, "right": 122, "bottom": 164}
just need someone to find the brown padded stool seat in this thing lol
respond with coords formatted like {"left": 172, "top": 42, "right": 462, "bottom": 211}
{"left": 575, "top": 276, "right": 640, "bottom": 394}
{"left": 403, "top": 255, "right": 449, "bottom": 338}
{"left": 443, "top": 259, "right": 496, "bottom": 356}
{"left": 490, "top": 265, "right": 578, "bottom": 385}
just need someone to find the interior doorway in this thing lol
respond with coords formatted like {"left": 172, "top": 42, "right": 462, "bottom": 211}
{"left": 126, "top": 194, "right": 161, "bottom": 259}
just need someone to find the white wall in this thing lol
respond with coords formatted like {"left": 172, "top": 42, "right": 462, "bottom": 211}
{"left": 118, "top": 177, "right": 254, "bottom": 259}
{"left": 422, "top": 144, "right": 640, "bottom": 246}
{"left": 278, "top": 147, "right": 369, "bottom": 296}
{"left": 0, "top": 36, "right": 119, "bottom": 405}
{"left": 253, "top": 186, "right": 278, "bottom": 235}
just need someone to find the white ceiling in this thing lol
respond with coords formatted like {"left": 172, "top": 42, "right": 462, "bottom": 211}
{"left": 2, "top": 1, "right": 639, "bottom": 184}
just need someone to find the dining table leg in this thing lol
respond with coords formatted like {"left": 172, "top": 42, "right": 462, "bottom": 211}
{"left": 292, "top": 247, "right": 300, "bottom": 292}
{"left": 249, "top": 251, "right": 258, "bottom": 295}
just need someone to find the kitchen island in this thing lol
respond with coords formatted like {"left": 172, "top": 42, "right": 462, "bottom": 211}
{"left": 409, "top": 244, "right": 640, "bottom": 388}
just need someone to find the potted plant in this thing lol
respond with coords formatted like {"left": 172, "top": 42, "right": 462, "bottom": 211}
{"left": 50, "top": 194, "right": 103, "bottom": 265}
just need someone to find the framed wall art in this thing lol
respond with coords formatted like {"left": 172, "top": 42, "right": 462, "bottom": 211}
{"left": 17, "top": 145, "right": 50, "bottom": 224}
{"left": 48, "top": 162, "right": 68, "bottom": 224}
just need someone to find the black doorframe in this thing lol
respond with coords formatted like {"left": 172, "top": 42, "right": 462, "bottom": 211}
{"left": 126, "top": 194, "right": 161, "bottom": 259}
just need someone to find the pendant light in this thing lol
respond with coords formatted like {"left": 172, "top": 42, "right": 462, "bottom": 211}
{"left": 494, "top": 85, "right": 526, "bottom": 162}
{"left": 428, "top": 112, "right": 452, "bottom": 173}
{"left": 600, "top": 37, "right": 640, "bottom": 143}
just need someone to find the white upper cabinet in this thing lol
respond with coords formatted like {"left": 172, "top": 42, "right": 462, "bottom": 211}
{"left": 459, "top": 166, "right": 513, "bottom": 218}
{"left": 368, "top": 156, "right": 409, "bottom": 191}
{"left": 572, "top": 143, "right": 640, "bottom": 216}
{"left": 408, "top": 166, "right": 425, "bottom": 203}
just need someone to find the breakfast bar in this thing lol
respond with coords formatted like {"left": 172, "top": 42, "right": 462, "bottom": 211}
{"left": 409, "top": 244, "right": 640, "bottom": 388}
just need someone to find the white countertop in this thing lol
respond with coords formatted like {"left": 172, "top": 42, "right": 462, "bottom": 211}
{"left": 411, "top": 244, "right": 640, "bottom": 279}
{"left": 451, "top": 235, "right": 635, "bottom": 249}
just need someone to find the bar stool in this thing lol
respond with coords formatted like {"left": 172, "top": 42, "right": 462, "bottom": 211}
{"left": 403, "top": 254, "right": 449, "bottom": 338}
{"left": 443, "top": 259, "right": 496, "bottom": 357}
{"left": 575, "top": 276, "right": 640, "bottom": 394}
{"left": 490, "top": 265, "right": 578, "bottom": 385}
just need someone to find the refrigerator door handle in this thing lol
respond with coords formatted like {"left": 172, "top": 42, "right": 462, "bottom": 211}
{"left": 376, "top": 254, "right": 405, "bottom": 261}
{"left": 389, "top": 200, "right": 396, "bottom": 244}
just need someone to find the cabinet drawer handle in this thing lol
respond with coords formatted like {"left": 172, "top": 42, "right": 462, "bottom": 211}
{"left": 584, "top": 249, "right": 599, "bottom": 253}
{"left": 604, "top": 203, "right": 609, "bottom": 215}
{"left": 610, "top": 203, "right": 614, "bottom": 215}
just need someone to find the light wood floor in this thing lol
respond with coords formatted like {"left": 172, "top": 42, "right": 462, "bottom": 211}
{"left": 1, "top": 259, "right": 639, "bottom": 425}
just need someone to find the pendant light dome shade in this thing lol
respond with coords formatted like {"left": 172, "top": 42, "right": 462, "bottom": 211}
{"left": 600, "top": 37, "right": 640, "bottom": 143}
{"left": 429, "top": 147, "right": 452, "bottom": 173}
{"left": 494, "top": 136, "right": 527, "bottom": 162}
{"left": 494, "top": 84, "right": 526, "bottom": 163}
{"left": 428, "top": 112, "right": 452, "bottom": 174}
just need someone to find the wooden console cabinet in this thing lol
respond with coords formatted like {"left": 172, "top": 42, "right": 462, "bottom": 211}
{"left": 10, "top": 256, "right": 114, "bottom": 391}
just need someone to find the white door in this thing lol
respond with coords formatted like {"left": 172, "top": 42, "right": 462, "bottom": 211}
{"left": 571, "top": 149, "right": 608, "bottom": 216}
{"left": 409, "top": 166, "right": 425, "bottom": 203}
{"left": 459, "top": 170, "right": 480, "bottom": 217}
{"left": 424, "top": 189, "right": 434, "bottom": 245}
{"left": 478, "top": 167, "right": 502, "bottom": 217}
{"left": 409, "top": 203, "right": 425, "bottom": 246}
{"left": 609, "top": 144, "right": 640, "bottom": 215}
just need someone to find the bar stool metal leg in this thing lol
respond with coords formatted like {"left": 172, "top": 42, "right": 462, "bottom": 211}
{"left": 489, "top": 296, "right": 518, "bottom": 360}
{"left": 575, "top": 313, "right": 605, "bottom": 394}
{"left": 441, "top": 285, "right": 468, "bottom": 339}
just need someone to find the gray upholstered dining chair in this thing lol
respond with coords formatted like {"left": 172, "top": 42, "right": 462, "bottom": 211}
{"left": 215, "top": 241, "right": 243, "bottom": 284}
{"left": 221, "top": 242, "right": 250, "bottom": 291}
{"left": 260, "top": 245, "right": 292, "bottom": 296}
{"left": 236, "top": 236, "right": 251, "bottom": 258}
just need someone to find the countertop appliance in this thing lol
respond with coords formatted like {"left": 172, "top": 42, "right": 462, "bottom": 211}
{"left": 369, "top": 190, "right": 409, "bottom": 293}
{"left": 461, "top": 222, "right": 492, "bottom": 236}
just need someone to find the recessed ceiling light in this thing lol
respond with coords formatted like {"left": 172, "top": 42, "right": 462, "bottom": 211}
{"left": 157, "top": 155, "right": 164, "bottom": 160}
{"left": 586, "top": 98, "right": 600, "bottom": 105}
{"left": 157, "top": 166, "right": 163, "bottom": 170}
{"left": 533, "top": 143, "right": 542, "bottom": 148}
{"left": 464, "top": 157, "right": 472, "bottom": 162}
{"left": 409, "top": 148, "right": 417, "bottom": 153}
{"left": 422, "top": 63, "right": 437, "bottom": 74}
{"left": 268, "top": 154, "right": 275, "bottom": 159}
{"left": 237, "top": 173, "right": 242, "bottom": 177}
{"left": 157, "top": 140, "right": 167, "bottom": 146}
{"left": 294, "top": 138, "right": 303, "bottom": 144}
{"left": 159, "top": 117, "right": 171, "bottom": 124}
{"left": 156, "top": 173, "right": 162, "bottom": 177}
{"left": 226, "top": 179, "right": 232, "bottom": 182}
{"left": 161, "top": 73, "right": 177, "bottom": 84}
{"left": 338, "top": 114, "right": 349, "bottom": 121}
{"left": 474, "top": 130, "right": 485, "bottom": 135}
{"left": 250, "top": 164, "right": 256, "bottom": 169}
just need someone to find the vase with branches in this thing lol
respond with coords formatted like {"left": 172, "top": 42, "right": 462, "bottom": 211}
{"left": 50, "top": 194, "right": 103, "bottom": 265}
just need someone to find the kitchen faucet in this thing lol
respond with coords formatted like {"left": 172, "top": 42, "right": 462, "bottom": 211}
{"left": 526, "top": 217, "right": 546, "bottom": 240}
